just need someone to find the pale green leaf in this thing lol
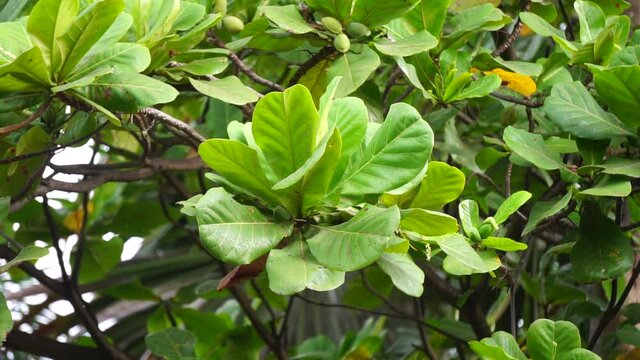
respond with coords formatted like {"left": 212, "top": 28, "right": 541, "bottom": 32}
{"left": 189, "top": 76, "right": 259, "bottom": 106}
{"left": 411, "top": 161, "right": 465, "bottom": 210}
{"left": 26, "top": 0, "right": 78, "bottom": 71}
{"left": 328, "top": 47, "right": 381, "bottom": 97}
{"left": 494, "top": 191, "right": 531, "bottom": 224}
{"left": 503, "top": 126, "right": 564, "bottom": 170}
{"left": 400, "top": 208, "right": 459, "bottom": 236}
{"left": 482, "top": 237, "right": 527, "bottom": 251}
{"left": 0, "top": 246, "right": 49, "bottom": 273}
{"left": 374, "top": 30, "right": 438, "bottom": 57}
{"left": 261, "top": 5, "right": 316, "bottom": 34}
{"left": 377, "top": 252, "right": 424, "bottom": 297}
{"left": 68, "top": 43, "right": 150, "bottom": 81}
{"left": 196, "top": 188, "right": 293, "bottom": 265}
{"left": 308, "top": 205, "right": 400, "bottom": 271}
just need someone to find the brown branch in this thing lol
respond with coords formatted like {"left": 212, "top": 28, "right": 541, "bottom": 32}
{"left": 0, "top": 101, "right": 51, "bottom": 137}
{"left": 491, "top": 92, "right": 544, "bottom": 107}
{"left": 288, "top": 46, "right": 338, "bottom": 86}
{"left": 0, "top": 244, "right": 67, "bottom": 296}
{"left": 4, "top": 329, "right": 104, "bottom": 360}
{"left": 207, "top": 31, "right": 284, "bottom": 92}
{"left": 492, "top": 1, "right": 532, "bottom": 57}
{"left": 139, "top": 108, "right": 206, "bottom": 143}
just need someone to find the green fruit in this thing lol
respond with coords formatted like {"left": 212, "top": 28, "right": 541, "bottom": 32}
{"left": 214, "top": 0, "right": 227, "bottom": 16}
{"left": 222, "top": 16, "right": 244, "bottom": 33}
{"left": 478, "top": 223, "right": 495, "bottom": 239}
{"left": 333, "top": 33, "right": 350, "bottom": 53}
{"left": 321, "top": 16, "right": 343, "bottom": 34}
{"left": 346, "top": 22, "right": 370, "bottom": 37}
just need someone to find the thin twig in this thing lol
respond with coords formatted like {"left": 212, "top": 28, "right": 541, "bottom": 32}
{"left": 207, "top": 31, "right": 284, "bottom": 91}
{"left": 492, "top": 1, "right": 532, "bottom": 56}
{"left": 139, "top": 108, "right": 206, "bottom": 143}
{"left": 0, "top": 101, "right": 51, "bottom": 137}
{"left": 491, "top": 92, "right": 544, "bottom": 107}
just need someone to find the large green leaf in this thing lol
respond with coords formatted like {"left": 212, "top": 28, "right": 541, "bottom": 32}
{"left": 76, "top": 238, "right": 123, "bottom": 284}
{"left": 481, "top": 237, "right": 527, "bottom": 251}
{"left": 331, "top": 103, "right": 433, "bottom": 196}
{"left": 68, "top": 43, "right": 151, "bottom": 81}
{"left": 328, "top": 47, "right": 381, "bottom": 97}
{"left": 592, "top": 65, "right": 640, "bottom": 127}
{"left": 374, "top": 30, "right": 438, "bottom": 57}
{"left": 586, "top": 157, "right": 640, "bottom": 178}
{"left": 303, "top": 0, "right": 354, "bottom": 21}
{"left": 196, "top": 188, "right": 293, "bottom": 265}
{"left": 542, "top": 81, "right": 634, "bottom": 139}
{"left": 433, "top": 233, "right": 488, "bottom": 271}
{"left": 266, "top": 238, "right": 345, "bottom": 295}
{"left": 503, "top": 126, "right": 564, "bottom": 170}
{"left": 301, "top": 129, "right": 342, "bottom": 213}
{"left": 351, "top": 0, "right": 421, "bottom": 26}
{"left": 527, "top": 319, "right": 581, "bottom": 360}
{"left": 261, "top": 5, "right": 316, "bottom": 34}
{"left": 77, "top": 73, "right": 178, "bottom": 112}
{"left": 574, "top": 0, "right": 605, "bottom": 44}
{"left": 0, "top": 292, "right": 11, "bottom": 342}
{"left": 145, "top": 327, "right": 197, "bottom": 360}
{"left": 190, "top": 76, "right": 259, "bottom": 106}
{"left": 469, "top": 331, "right": 527, "bottom": 360}
{"left": 443, "top": 249, "right": 501, "bottom": 275}
{"left": 198, "top": 139, "right": 283, "bottom": 208}
{"left": 411, "top": 161, "right": 465, "bottom": 210}
{"left": 308, "top": 205, "right": 400, "bottom": 271}
{"left": 57, "top": 0, "right": 124, "bottom": 80}
{"left": 494, "top": 191, "right": 531, "bottom": 224}
{"left": 26, "top": 0, "right": 78, "bottom": 72}
{"left": 403, "top": 0, "right": 451, "bottom": 38}
{"left": 458, "top": 199, "right": 481, "bottom": 239}
{"left": 570, "top": 203, "right": 634, "bottom": 283}
{"left": 328, "top": 97, "right": 368, "bottom": 171}
{"left": 252, "top": 84, "right": 319, "bottom": 180}
{"left": 400, "top": 208, "right": 458, "bottom": 236}
{"left": 0, "top": 21, "right": 32, "bottom": 65}
{"left": 579, "top": 175, "right": 631, "bottom": 197}
{"left": 0, "top": 47, "right": 52, "bottom": 91}
{"left": 377, "top": 252, "right": 424, "bottom": 297}
{"left": 524, "top": 191, "right": 572, "bottom": 235}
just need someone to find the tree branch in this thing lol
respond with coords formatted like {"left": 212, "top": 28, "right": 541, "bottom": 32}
{"left": 4, "top": 329, "right": 104, "bottom": 360}
{"left": 0, "top": 101, "right": 51, "bottom": 137}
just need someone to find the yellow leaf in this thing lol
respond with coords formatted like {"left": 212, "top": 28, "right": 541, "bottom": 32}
{"left": 485, "top": 68, "right": 537, "bottom": 96}
{"left": 520, "top": 24, "right": 533, "bottom": 37}
{"left": 63, "top": 202, "right": 94, "bottom": 234}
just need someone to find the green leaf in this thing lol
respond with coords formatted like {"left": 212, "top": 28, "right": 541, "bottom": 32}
{"left": 57, "top": 0, "right": 125, "bottom": 80}
{"left": 482, "top": 237, "right": 527, "bottom": 251}
{"left": 0, "top": 47, "right": 52, "bottom": 91}
{"left": 411, "top": 161, "right": 465, "bottom": 210}
{"left": 458, "top": 200, "right": 481, "bottom": 239}
{"left": 189, "top": 76, "right": 259, "bottom": 106}
{"left": 469, "top": 331, "right": 527, "bottom": 360}
{"left": 303, "top": 0, "right": 354, "bottom": 21}
{"left": 331, "top": 103, "right": 433, "bottom": 196}
{"left": 519, "top": 11, "right": 565, "bottom": 38}
{"left": 252, "top": 84, "right": 319, "bottom": 181}
{"left": 261, "top": 5, "right": 316, "bottom": 34}
{"left": 0, "top": 21, "right": 32, "bottom": 65}
{"left": 198, "top": 139, "right": 283, "bottom": 208}
{"left": 494, "top": 191, "right": 531, "bottom": 224}
{"left": 308, "top": 205, "right": 400, "bottom": 271}
{"left": 374, "top": 30, "right": 438, "bottom": 57}
{"left": 571, "top": 203, "right": 634, "bottom": 283}
{"left": 351, "top": 0, "right": 421, "bottom": 26}
{"left": 328, "top": 47, "right": 381, "bottom": 97}
{"left": 266, "top": 238, "right": 344, "bottom": 295}
{"left": 503, "top": 126, "right": 564, "bottom": 170}
{"left": 77, "top": 73, "right": 178, "bottom": 112}
{"left": 145, "top": 327, "right": 197, "bottom": 360}
{"left": 328, "top": 97, "right": 368, "bottom": 159}
{"left": 27, "top": 0, "right": 78, "bottom": 71}
{"left": 592, "top": 65, "right": 640, "bottom": 127}
{"left": 524, "top": 191, "right": 572, "bottom": 235}
{"left": 377, "top": 252, "right": 424, "bottom": 297}
{"left": 588, "top": 157, "right": 640, "bottom": 178}
{"left": 579, "top": 175, "right": 631, "bottom": 197}
{"left": 400, "top": 208, "right": 459, "bottom": 236}
{"left": 527, "top": 319, "right": 581, "bottom": 360}
{"left": 0, "top": 246, "right": 49, "bottom": 273}
{"left": 0, "top": 196, "right": 8, "bottom": 223}
{"left": 195, "top": 188, "right": 293, "bottom": 265}
{"left": 448, "top": 74, "right": 501, "bottom": 102}
{"left": 542, "top": 81, "right": 634, "bottom": 140}
{"left": 610, "top": 45, "right": 640, "bottom": 66}
{"left": 433, "top": 233, "right": 487, "bottom": 270}
{"left": 403, "top": 0, "right": 451, "bottom": 38}
{"left": 76, "top": 238, "right": 123, "bottom": 284}
{"left": 444, "top": 249, "right": 501, "bottom": 275}
{"left": 574, "top": 1, "right": 605, "bottom": 44}
{"left": 301, "top": 129, "right": 342, "bottom": 213}
{"left": 68, "top": 43, "right": 151, "bottom": 81}
{"left": 0, "top": 291, "right": 11, "bottom": 342}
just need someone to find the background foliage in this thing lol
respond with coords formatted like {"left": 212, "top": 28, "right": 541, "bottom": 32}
{"left": 0, "top": 0, "right": 639, "bottom": 359}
